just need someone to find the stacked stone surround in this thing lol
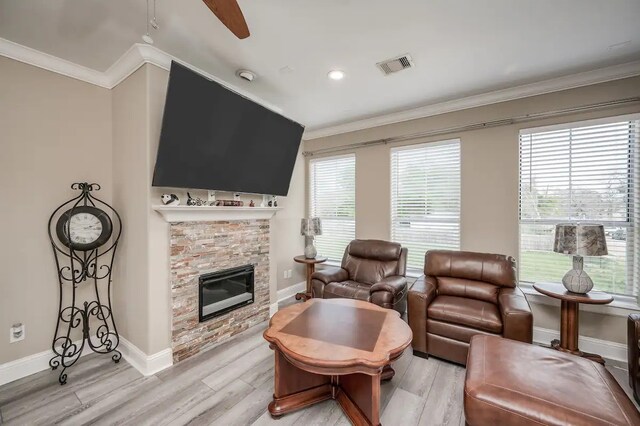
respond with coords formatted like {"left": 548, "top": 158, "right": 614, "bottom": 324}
{"left": 170, "top": 219, "right": 270, "bottom": 362}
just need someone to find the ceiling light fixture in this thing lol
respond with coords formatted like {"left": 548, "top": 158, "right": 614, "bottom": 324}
{"left": 236, "top": 69, "right": 256, "bottom": 82}
{"left": 328, "top": 70, "right": 345, "bottom": 80}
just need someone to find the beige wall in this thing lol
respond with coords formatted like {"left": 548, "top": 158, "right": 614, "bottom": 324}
{"left": 111, "top": 66, "right": 153, "bottom": 353}
{"left": 146, "top": 65, "right": 173, "bottom": 353}
{"left": 304, "top": 76, "right": 640, "bottom": 344}
{"left": 0, "top": 57, "right": 112, "bottom": 363}
{"left": 273, "top": 150, "right": 307, "bottom": 292}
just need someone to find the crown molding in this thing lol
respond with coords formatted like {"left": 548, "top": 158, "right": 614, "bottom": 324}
{"left": 303, "top": 60, "right": 640, "bottom": 140}
{"left": 0, "top": 37, "right": 283, "bottom": 114}
{"left": 2, "top": 36, "right": 637, "bottom": 135}
{"left": 0, "top": 37, "right": 110, "bottom": 87}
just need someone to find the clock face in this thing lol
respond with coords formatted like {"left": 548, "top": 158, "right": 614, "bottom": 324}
{"left": 56, "top": 206, "right": 113, "bottom": 251}
{"left": 68, "top": 213, "right": 103, "bottom": 245}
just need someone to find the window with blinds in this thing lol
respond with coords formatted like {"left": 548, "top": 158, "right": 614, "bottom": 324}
{"left": 519, "top": 115, "right": 640, "bottom": 298}
{"left": 309, "top": 154, "right": 356, "bottom": 262}
{"left": 391, "top": 139, "right": 461, "bottom": 270}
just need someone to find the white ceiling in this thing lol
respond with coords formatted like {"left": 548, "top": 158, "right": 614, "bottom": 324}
{"left": 1, "top": 0, "right": 639, "bottom": 132}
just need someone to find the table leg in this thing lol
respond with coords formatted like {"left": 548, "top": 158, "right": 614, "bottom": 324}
{"left": 550, "top": 300, "right": 606, "bottom": 364}
{"left": 269, "top": 350, "right": 332, "bottom": 417}
{"left": 269, "top": 349, "right": 383, "bottom": 425}
{"left": 295, "top": 264, "right": 315, "bottom": 301}
{"left": 381, "top": 364, "right": 395, "bottom": 381}
{"left": 561, "top": 300, "right": 579, "bottom": 352}
{"left": 336, "top": 372, "right": 381, "bottom": 426}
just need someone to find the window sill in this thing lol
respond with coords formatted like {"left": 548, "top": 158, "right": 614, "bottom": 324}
{"left": 520, "top": 283, "right": 640, "bottom": 317}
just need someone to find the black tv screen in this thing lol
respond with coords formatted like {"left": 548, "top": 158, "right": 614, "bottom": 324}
{"left": 152, "top": 62, "right": 304, "bottom": 196}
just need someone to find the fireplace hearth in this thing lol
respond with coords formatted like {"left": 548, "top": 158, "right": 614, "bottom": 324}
{"left": 199, "top": 265, "right": 255, "bottom": 322}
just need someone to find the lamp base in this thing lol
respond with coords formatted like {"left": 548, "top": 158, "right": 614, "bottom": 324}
{"left": 562, "top": 255, "right": 594, "bottom": 294}
{"left": 304, "top": 238, "right": 317, "bottom": 259}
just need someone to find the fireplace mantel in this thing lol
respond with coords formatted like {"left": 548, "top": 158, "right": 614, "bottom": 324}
{"left": 152, "top": 205, "right": 282, "bottom": 222}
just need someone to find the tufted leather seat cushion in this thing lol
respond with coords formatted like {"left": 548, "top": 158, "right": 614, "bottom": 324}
{"left": 323, "top": 280, "right": 371, "bottom": 301}
{"left": 428, "top": 295, "right": 502, "bottom": 334}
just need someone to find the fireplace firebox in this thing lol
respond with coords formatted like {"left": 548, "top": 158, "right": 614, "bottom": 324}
{"left": 199, "top": 265, "right": 255, "bottom": 322}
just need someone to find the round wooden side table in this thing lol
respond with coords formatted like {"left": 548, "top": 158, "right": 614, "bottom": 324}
{"left": 533, "top": 282, "right": 613, "bottom": 364}
{"left": 293, "top": 255, "right": 328, "bottom": 301}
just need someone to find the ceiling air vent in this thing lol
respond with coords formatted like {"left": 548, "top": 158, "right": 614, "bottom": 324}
{"left": 376, "top": 54, "right": 414, "bottom": 76}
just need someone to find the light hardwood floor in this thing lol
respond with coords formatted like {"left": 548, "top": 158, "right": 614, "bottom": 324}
{"left": 0, "top": 299, "right": 635, "bottom": 425}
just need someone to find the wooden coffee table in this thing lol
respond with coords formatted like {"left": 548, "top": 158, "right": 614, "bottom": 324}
{"left": 263, "top": 298, "right": 412, "bottom": 425}
{"left": 533, "top": 282, "right": 613, "bottom": 364}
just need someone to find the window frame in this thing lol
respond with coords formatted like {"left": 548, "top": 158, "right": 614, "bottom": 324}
{"left": 390, "top": 138, "right": 461, "bottom": 272}
{"left": 308, "top": 153, "right": 356, "bottom": 263}
{"left": 517, "top": 113, "right": 640, "bottom": 304}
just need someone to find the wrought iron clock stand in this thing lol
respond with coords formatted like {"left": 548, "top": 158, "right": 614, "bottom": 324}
{"left": 47, "top": 183, "right": 122, "bottom": 385}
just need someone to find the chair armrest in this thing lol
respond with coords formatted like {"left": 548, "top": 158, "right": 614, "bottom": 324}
{"left": 408, "top": 276, "right": 438, "bottom": 353}
{"left": 370, "top": 276, "right": 407, "bottom": 295}
{"left": 310, "top": 267, "right": 348, "bottom": 285}
{"left": 498, "top": 287, "right": 533, "bottom": 343}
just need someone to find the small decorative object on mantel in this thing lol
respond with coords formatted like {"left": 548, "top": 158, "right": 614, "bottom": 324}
{"left": 249, "top": 200, "right": 255, "bottom": 207}
{"left": 553, "top": 223, "right": 608, "bottom": 293}
{"left": 160, "top": 193, "right": 180, "bottom": 206}
{"left": 301, "top": 217, "right": 322, "bottom": 258}
{"left": 186, "top": 192, "right": 206, "bottom": 206}
{"left": 215, "top": 199, "right": 244, "bottom": 207}
{"left": 48, "top": 182, "right": 122, "bottom": 384}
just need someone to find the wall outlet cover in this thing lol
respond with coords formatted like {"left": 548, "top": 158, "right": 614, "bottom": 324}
{"left": 9, "top": 324, "right": 25, "bottom": 343}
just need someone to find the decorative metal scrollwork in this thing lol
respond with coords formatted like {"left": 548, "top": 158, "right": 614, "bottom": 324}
{"left": 47, "top": 182, "right": 122, "bottom": 384}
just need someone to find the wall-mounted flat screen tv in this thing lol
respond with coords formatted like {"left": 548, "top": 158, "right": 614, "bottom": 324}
{"left": 152, "top": 61, "right": 304, "bottom": 196}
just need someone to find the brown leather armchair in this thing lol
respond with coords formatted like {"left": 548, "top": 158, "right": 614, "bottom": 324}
{"left": 408, "top": 250, "right": 533, "bottom": 365}
{"left": 628, "top": 313, "right": 640, "bottom": 404}
{"left": 311, "top": 239, "right": 408, "bottom": 314}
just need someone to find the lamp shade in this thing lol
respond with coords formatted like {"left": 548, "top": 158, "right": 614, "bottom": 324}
{"left": 553, "top": 224, "right": 608, "bottom": 256}
{"left": 301, "top": 217, "right": 322, "bottom": 237}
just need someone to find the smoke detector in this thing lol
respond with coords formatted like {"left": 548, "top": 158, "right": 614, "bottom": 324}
{"left": 376, "top": 54, "right": 414, "bottom": 76}
{"left": 236, "top": 69, "right": 256, "bottom": 82}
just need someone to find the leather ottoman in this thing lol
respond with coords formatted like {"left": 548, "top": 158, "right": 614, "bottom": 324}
{"left": 464, "top": 335, "right": 640, "bottom": 426}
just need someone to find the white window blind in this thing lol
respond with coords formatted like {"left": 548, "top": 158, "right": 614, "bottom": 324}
{"left": 309, "top": 154, "right": 356, "bottom": 262}
{"left": 519, "top": 115, "right": 640, "bottom": 298}
{"left": 391, "top": 140, "right": 461, "bottom": 270}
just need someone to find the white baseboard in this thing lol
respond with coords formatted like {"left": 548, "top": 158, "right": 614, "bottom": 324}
{"left": 269, "top": 302, "right": 278, "bottom": 317}
{"left": 533, "top": 326, "right": 627, "bottom": 363}
{"left": 0, "top": 339, "right": 92, "bottom": 386}
{"left": 277, "top": 281, "right": 306, "bottom": 302}
{"left": 119, "top": 337, "right": 173, "bottom": 376}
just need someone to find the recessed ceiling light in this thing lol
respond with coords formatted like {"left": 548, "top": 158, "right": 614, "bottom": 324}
{"left": 328, "top": 70, "right": 345, "bottom": 80}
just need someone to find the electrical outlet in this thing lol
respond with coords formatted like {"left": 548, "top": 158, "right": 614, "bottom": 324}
{"left": 288, "top": 269, "right": 292, "bottom": 278}
{"left": 283, "top": 270, "right": 287, "bottom": 279}
{"left": 10, "top": 323, "right": 25, "bottom": 343}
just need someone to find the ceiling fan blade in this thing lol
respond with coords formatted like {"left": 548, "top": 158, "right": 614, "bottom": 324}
{"left": 202, "top": 0, "right": 250, "bottom": 39}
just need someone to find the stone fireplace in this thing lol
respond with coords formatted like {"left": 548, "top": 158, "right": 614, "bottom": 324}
{"left": 167, "top": 216, "right": 272, "bottom": 362}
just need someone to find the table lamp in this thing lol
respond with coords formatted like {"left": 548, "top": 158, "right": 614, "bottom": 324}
{"left": 301, "top": 218, "right": 322, "bottom": 259}
{"left": 553, "top": 224, "right": 608, "bottom": 293}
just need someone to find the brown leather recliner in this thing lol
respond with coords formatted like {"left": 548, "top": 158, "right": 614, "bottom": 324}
{"left": 408, "top": 250, "right": 533, "bottom": 365}
{"left": 311, "top": 239, "right": 408, "bottom": 314}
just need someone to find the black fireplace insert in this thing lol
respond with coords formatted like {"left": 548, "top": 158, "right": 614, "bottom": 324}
{"left": 199, "top": 265, "right": 254, "bottom": 322}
